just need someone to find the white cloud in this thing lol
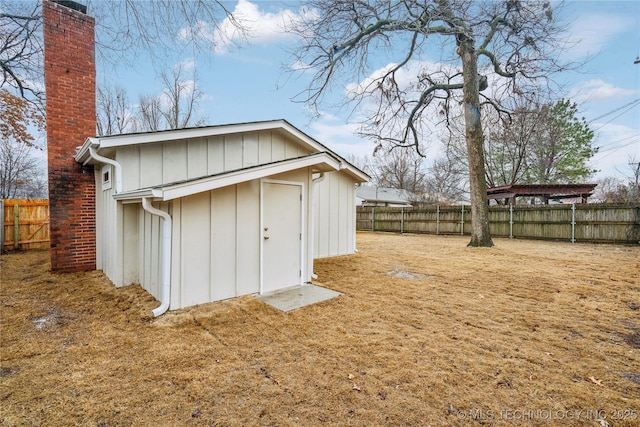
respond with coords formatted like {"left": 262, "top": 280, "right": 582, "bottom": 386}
{"left": 179, "top": 0, "right": 316, "bottom": 56}
{"left": 308, "top": 113, "right": 375, "bottom": 159}
{"left": 566, "top": 13, "right": 634, "bottom": 59}
{"left": 569, "top": 80, "right": 639, "bottom": 104}
{"left": 591, "top": 122, "right": 640, "bottom": 179}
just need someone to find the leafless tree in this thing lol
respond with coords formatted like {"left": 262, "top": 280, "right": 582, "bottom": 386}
{"left": 96, "top": 85, "right": 134, "bottom": 136}
{"left": 0, "top": 0, "right": 242, "bottom": 106}
{"left": 0, "top": 138, "right": 46, "bottom": 199}
{"left": 292, "top": 0, "right": 573, "bottom": 246}
{"left": 0, "top": 1, "right": 43, "bottom": 104}
{"left": 134, "top": 64, "right": 208, "bottom": 132}
{"left": 363, "top": 148, "right": 428, "bottom": 196}
{"left": 425, "top": 157, "right": 468, "bottom": 203}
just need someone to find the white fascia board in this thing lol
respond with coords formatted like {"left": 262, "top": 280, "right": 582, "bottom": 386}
{"left": 161, "top": 153, "right": 341, "bottom": 201}
{"left": 113, "top": 188, "right": 163, "bottom": 202}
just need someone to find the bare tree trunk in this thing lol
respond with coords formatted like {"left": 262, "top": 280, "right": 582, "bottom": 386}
{"left": 459, "top": 38, "right": 494, "bottom": 247}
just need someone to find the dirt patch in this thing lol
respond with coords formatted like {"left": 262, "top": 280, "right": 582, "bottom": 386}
{"left": 1, "top": 234, "right": 639, "bottom": 426}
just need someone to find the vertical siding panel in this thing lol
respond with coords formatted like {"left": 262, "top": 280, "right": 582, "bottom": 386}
{"left": 122, "top": 204, "right": 139, "bottom": 285}
{"left": 163, "top": 140, "right": 188, "bottom": 184}
{"left": 317, "top": 173, "right": 331, "bottom": 257}
{"left": 236, "top": 181, "right": 260, "bottom": 296}
{"left": 180, "top": 192, "right": 212, "bottom": 307}
{"left": 117, "top": 145, "right": 140, "bottom": 191}
{"left": 211, "top": 186, "right": 237, "bottom": 300}
{"left": 208, "top": 135, "right": 224, "bottom": 175}
{"left": 329, "top": 172, "right": 340, "bottom": 256}
{"left": 170, "top": 199, "right": 181, "bottom": 309}
{"left": 224, "top": 134, "right": 243, "bottom": 170}
{"left": 140, "top": 144, "right": 163, "bottom": 188}
{"left": 271, "top": 132, "right": 286, "bottom": 161}
{"left": 338, "top": 177, "right": 349, "bottom": 254}
{"left": 243, "top": 133, "right": 259, "bottom": 167}
{"left": 284, "top": 137, "right": 299, "bottom": 158}
{"left": 258, "top": 130, "right": 273, "bottom": 164}
{"left": 187, "top": 138, "right": 208, "bottom": 179}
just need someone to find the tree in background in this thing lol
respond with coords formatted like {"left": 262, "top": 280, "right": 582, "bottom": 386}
{"left": 0, "top": 89, "right": 46, "bottom": 198}
{"left": 293, "top": 0, "right": 572, "bottom": 247}
{"left": 98, "top": 64, "right": 209, "bottom": 136}
{"left": 1, "top": 0, "right": 241, "bottom": 107}
{"left": 362, "top": 149, "right": 429, "bottom": 199}
{"left": 96, "top": 85, "right": 134, "bottom": 136}
{"left": 525, "top": 99, "right": 597, "bottom": 184}
{"left": 444, "top": 97, "right": 597, "bottom": 193}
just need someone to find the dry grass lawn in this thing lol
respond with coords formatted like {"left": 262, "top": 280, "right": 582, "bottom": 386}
{"left": 1, "top": 232, "right": 639, "bottom": 426}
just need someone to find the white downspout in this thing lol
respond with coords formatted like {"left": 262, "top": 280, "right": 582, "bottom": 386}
{"left": 309, "top": 172, "right": 326, "bottom": 280}
{"left": 87, "top": 146, "right": 123, "bottom": 194}
{"left": 142, "top": 197, "right": 172, "bottom": 317}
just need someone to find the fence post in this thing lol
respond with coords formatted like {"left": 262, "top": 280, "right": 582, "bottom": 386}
{"left": 371, "top": 207, "right": 375, "bottom": 231}
{"left": 0, "top": 200, "right": 4, "bottom": 252}
{"left": 461, "top": 205, "right": 465, "bottom": 236}
{"left": 13, "top": 203, "right": 19, "bottom": 250}
{"left": 401, "top": 207, "right": 404, "bottom": 234}
{"left": 436, "top": 205, "right": 440, "bottom": 235}
{"left": 571, "top": 203, "right": 576, "bottom": 243}
{"left": 509, "top": 204, "right": 514, "bottom": 239}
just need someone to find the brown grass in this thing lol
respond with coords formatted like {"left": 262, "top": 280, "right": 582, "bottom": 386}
{"left": 1, "top": 232, "right": 639, "bottom": 426}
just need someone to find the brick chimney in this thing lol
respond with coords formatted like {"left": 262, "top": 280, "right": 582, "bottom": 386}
{"left": 43, "top": 0, "right": 96, "bottom": 272}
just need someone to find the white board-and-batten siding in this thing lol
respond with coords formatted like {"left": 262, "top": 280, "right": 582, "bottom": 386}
{"left": 116, "top": 130, "right": 311, "bottom": 192}
{"left": 91, "top": 125, "right": 365, "bottom": 312}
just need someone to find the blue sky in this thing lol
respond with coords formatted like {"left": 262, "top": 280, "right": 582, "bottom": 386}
{"left": 101, "top": 0, "right": 640, "bottom": 182}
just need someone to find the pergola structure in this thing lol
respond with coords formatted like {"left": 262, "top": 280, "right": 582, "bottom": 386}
{"left": 487, "top": 184, "right": 597, "bottom": 205}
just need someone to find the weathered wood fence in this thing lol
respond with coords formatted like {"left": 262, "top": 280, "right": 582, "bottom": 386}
{"left": 1, "top": 199, "right": 50, "bottom": 252}
{"left": 357, "top": 204, "right": 640, "bottom": 244}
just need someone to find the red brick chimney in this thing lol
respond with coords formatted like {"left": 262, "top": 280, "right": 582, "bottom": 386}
{"left": 43, "top": 0, "right": 96, "bottom": 272}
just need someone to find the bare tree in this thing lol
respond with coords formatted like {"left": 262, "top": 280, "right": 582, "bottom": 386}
{"left": 0, "top": 139, "right": 46, "bottom": 198}
{"left": 0, "top": 0, "right": 242, "bottom": 106}
{"left": 363, "top": 148, "right": 428, "bottom": 196}
{"left": 425, "top": 157, "right": 468, "bottom": 203}
{"left": 136, "top": 95, "right": 164, "bottom": 133}
{"left": 292, "top": 0, "right": 572, "bottom": 246}
{"left": 158, "top": 64, "right": 208, "bottom": 130}
{"left": 96, "top": 85, "right": 134, "bottom": 136}
{"left": 0, "top": 1, "right": 42, "bottom": 104}
{"left": 134, "top": 64, "right": 208, "bottom": 132}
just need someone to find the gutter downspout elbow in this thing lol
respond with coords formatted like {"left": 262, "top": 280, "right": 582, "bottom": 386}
{"left": 88, "top": 146, "right": 123, "bottom": 194}
{"left": 142, "top": 197, "right": 172, "bottom": 317}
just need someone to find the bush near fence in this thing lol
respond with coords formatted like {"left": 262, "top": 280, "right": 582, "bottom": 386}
{"left": 357, "top": 203, "right": 640, "bottom": 244}
{"left": 1, "top": 199, "right": 50, "bottom": 252}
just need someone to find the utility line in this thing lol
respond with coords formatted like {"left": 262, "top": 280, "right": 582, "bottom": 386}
{"left": 588, "top": 98, "right": 640, "bottom": 123}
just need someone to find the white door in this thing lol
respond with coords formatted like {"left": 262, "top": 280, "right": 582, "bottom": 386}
{"left": 262, "top": 182, "right": 302, "bottom": 293}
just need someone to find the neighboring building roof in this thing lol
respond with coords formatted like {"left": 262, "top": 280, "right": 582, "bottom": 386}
{"left": 356, "top": 186, "right": 413, "bottom": 206}
{"left": 75, "top": 119, "right": 370, "bottom": 183}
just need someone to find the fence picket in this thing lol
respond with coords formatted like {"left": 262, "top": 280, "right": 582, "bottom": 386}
{"left": 356, "top": 204, "right": 640, "bottom": 244}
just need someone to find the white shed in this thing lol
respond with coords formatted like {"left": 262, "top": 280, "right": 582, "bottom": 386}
{"left": 75, "top": 120, "right": 368, "bottom": 315}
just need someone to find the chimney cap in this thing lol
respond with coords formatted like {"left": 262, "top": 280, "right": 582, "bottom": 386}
{"left": 51, "top": 0, "right": 87, "bottom": 14}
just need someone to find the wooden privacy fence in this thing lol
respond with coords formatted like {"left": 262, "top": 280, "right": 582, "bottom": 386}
{"left": 1, "top": 199, "right": 50, "bottom": 252}
{"left": 357, "top": 203, "right": 640, "bottom": 244}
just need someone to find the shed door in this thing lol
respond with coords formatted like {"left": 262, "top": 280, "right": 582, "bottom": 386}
{"left": 262, "top": 182, "right": 302, "bottom": 293}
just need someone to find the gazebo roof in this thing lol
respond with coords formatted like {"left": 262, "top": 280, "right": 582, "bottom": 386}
{"left": 487, "top": 184, "right": 597, "bottom": 204}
